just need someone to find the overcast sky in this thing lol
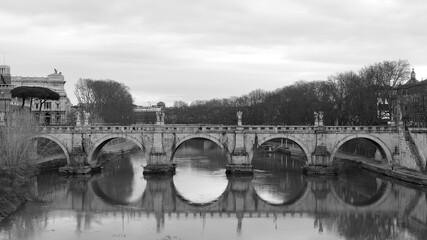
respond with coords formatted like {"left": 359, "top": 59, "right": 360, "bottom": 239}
{"left": 1, "top": 0, "right": 427, "bottom": 106}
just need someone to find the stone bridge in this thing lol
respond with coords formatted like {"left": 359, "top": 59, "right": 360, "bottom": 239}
{"left": 33, "top": 124, "right": 425, "bottom": 174}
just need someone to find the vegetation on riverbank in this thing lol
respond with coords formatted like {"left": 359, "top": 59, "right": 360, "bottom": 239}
{"left": 0, "top": 111, "right": 39, "bottom": 222}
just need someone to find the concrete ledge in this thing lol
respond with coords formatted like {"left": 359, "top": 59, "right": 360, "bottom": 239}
{"left": 361, "top": 162, "right": 427, "bottom": 186}
{"left": 225, "top": 164, "right": 253, "bottom": 175}
{"left": 143, "top": 164, "right": 176, "bottom": 175}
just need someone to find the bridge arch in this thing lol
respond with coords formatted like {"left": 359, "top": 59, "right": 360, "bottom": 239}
{"left": 88, "top": 134, "right": 144, "bottom": 164}
{"left": 330, "top": 134, "right": 393, "bottom": 164}
{"left": 32, "top": 134, "right": 70, "bottom": 165}
{"left": 257, "top": 134, "right": 311, "bottom": 164}
{"left": 172, "top": 134, "right": 228, "bottom": 161}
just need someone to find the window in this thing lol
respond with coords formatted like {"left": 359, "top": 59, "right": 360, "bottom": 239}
{"left": 56, "top": 103, "right": 60, "bottom": 110}
{"left": 44, "top": 102, "right": 51, "bottom": 109}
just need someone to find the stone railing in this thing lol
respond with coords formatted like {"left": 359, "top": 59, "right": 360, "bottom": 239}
{"left": 409, "top": 127, "right": 427, "bottom": 133}
{"left": 37, "top": 124, "right": 399, "bottom": 134}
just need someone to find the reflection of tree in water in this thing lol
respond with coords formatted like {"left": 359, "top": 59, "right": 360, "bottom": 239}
{"left": 0, "top": 202, "right": 44, "bottom": 240}
{"left": 95, "top": 152, "right": 135, "bottom": 204}
{"left": 174, "top": 139, "right": 228, "bottom": 170}
{"left": 334, "top": 214, "right": 400, "bottom": 240}
{"left": 332, "top": 170, "right": 387, "bottom": 206}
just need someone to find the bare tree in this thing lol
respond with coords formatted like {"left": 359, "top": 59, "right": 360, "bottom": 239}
{"left": 0, "top": 111, "right": 38, "bottom": 171}
{"left": 74, "top": 79, "right": 134, "bottom": 124}
{"left": 360, "top": 59, "right": 411, "bottom": 122}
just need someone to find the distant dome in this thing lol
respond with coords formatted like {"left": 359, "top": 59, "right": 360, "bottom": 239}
{"left": 157, "top": 101, "right": 166, "bottom": 108}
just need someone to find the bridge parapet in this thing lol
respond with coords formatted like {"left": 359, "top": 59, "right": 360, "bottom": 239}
{"left": 37, "top": 124, "right": 399, "bottom": 135}
{"left": 38, "top": 126, "right": 76, "bottom": 133}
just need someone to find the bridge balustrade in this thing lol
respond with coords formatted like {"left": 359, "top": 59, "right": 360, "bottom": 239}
{"left": 36, "top": 124, "right": 399, "bottom": 135}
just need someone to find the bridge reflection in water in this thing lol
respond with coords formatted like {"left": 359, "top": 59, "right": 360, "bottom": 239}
{"left": 2, "top": 140, "right": 427, "bottom": 240}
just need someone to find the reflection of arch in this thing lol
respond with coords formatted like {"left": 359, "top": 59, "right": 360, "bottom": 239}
{"left": 172, "top": 182, "right": 230, "bottom": 207}
{"left": 91, "top": 180, "right": 136, "bottom": 206}
{"left": 33, "top": 134, "right": 70, "bottom": 164}
{"left": 330, "top": 181, "right": 392, "bottom": 210}
{"left": 253, "top": 180, "right": 309, "bottom": 206}
{"left": 172, "top": 179, "right": 228, "bottom": 207}
{"left": 257, "top": 135, "right": 310, "bottom": 164}
{"left": 90, "top": 178, "right": 146, "bottom": 206}
{"left": 172, "top": 134, "right": 227, "bottom": 161}
{"left": 88, "top": 134, "right": 144, "bottom": 163}
{"left": 330, "top": 134, "right": 393, "bottom": 164}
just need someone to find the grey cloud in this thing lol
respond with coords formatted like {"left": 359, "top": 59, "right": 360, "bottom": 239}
{"left": 1, "top": 0, "right": 427, "bottom": 105}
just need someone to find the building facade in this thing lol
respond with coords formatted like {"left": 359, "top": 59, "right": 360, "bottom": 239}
{"left": 4, "top": 66, "right": 72, "bottom": 125}
{"left": 396, "top": 69, "right": 427, "bottom": 127}
{"left": 0, "top": 65, "right": 14, "bottom": 125}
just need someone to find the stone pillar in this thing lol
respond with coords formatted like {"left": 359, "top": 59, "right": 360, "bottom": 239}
{"left": 161, "top": 112, "right": 165, "bottom": 125}
{"left": 226, "top": 131, "right": 253, "bottom": 174}
{"left": 318, "top": 111, "right": 324, "bottom": 127}
{"left": 155, "top": 111, "right": 165, "bottom": 125}
{"left": 314, "top": 111, "right": 324, "bottom": 127}
{"left": 143, "top": 130, "right": 175, "bottom": 174}
{"left": 83, "top": 111, "right": 90, "bottom": 126}
{"left": 75, "top": 111, "right": 81, "bottom": 127}
{"left": 237, "top": 111, "right": 243, "bottom": 126}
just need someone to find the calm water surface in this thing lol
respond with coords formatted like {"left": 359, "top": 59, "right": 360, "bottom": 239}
{"left": 1, "top": 139, "right": 427, "bottom": 240}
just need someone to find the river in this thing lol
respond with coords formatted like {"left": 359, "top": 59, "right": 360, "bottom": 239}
{"left": 1, "top": 139, "right": 427, "bottom": 240}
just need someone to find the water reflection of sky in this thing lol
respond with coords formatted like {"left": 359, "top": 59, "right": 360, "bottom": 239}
{"left": 252, "top": 172, "right": 307, "bottom": 205}
{"left": 173, "top": 139, "right": 228, "bottom": 204}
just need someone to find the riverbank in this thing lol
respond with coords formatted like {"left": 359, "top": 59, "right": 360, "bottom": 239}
{"left": 0, "top": 169, "right": 32, "bottom": 223}
{"left": 361, "top": 162, "right": 427, "bottom": 186}
{"left": 336, "top": 152, "right": 427, "bottom": 187}
{"left": 0, "top": 188, "right": 27, "bottom": 223}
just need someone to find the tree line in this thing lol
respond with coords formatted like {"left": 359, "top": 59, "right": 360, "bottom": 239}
{"left": 71, "top": 59, "right": 411, "bottom": 126}
{"left": 166, "top": 59, "right": 411, "bottom": 126}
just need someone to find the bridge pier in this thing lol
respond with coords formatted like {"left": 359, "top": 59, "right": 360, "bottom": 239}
{"left": 303, "top": 127, "right": 337, "bottom": 175}
{"left": 226, "top": 130, "right": 253, "bottom": 175}
{"left": 303, "top": 145, "right": 337, "bottom": 175}
{"left": 143, "top": 131, "right": 176, "bottom": 175}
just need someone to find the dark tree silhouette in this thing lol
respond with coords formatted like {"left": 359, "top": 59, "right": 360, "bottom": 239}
{"left": 74, "top": 79, "right": 134, "bottom": 124}
{"left": 11, "top": 86, "right": 60, "bottom": 111}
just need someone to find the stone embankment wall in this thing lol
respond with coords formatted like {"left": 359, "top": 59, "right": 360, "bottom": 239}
{"left": 409, "top": 128, "right": 427, "bottom": 170}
